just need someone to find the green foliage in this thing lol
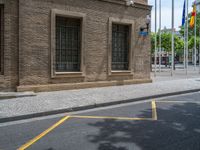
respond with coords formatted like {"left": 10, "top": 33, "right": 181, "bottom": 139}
{"left": 151, "top": 33, "right": 156, "bottom": 54}
{"left": 160, "top": 32, "right": 172, "bottom": 52}
{"left": 180, "top": 13, "right": 200, "bottom": 39}
{"left": 175, "top": 36, "right": 184, "bottom": 56}
{"left": 151, "top": 13, "right": 200, "bottom": 58}
{"left": 151, "top": 32, "right": 184, "bottom": 56}
{"left": 179, "top": 13, "right": 200, "bottom": 51}
{"left": 188, "top": 36, "right": 200, "bottom": 49}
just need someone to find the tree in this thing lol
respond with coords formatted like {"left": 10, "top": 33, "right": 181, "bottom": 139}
{"left": 179, "top": 13, "right": 200, "bottom": 51}
{"left": 160, "top": 32, "right": 172, "bottom": 52}
{"left": 151, "top": 32, "right": 184, "bottom": 56}
{"left": 174, "top": 35, "right": 184, "bottom": 56}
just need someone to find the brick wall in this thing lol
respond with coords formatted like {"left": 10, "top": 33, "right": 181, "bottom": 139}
{"left": 0, "top": 0, "right": 151, "bottom": 91}
{"left": 0, "top": 0, "right": 18, "bottom": 91}
{"left": 18, "top": 0, "right": 151, "bottom": 86}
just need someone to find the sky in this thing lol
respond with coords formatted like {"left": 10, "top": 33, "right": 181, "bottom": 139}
{"left": 148, "top": 0, "right": 194, "bottom": 31}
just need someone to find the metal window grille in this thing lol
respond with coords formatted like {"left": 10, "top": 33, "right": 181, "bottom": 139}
{"left": 55, "top": 16, "right": 81, "bottom": 72}
{"left": 112, "top": 24, "right": 130, "bottom": 70}
{"left": 0, "top": 5, "right": 3, "bottom": 74}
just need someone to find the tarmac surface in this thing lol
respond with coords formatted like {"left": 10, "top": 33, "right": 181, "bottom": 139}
{"left": 0, "top": 92, "right": 200, "bottom": 150}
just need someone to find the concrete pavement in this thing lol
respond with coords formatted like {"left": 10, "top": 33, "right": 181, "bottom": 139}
{"left": 0, "top": 70, "right": 200, "bottom": 123}
{"left": 0, "top": 92, "right": 36, "bottom": 100}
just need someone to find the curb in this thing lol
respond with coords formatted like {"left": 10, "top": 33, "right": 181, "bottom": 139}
{"left": 0, "top": 89, "right": 200, "bottom": 123}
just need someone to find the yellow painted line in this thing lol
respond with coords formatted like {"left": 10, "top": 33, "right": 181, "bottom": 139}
{"left": 157, "top": 100, "right": 200, "bottom": 104}
{"left": 151, "top": 100, "right": 158, "bottom": 120}
{"left": 18, "top": 101, "right": 157, "bottom": 149}
{"left": 71, "top": 115, "right": 153, "bottom": 121}
{"left": 18, "top": 116, "right": 70, "bottom": 150}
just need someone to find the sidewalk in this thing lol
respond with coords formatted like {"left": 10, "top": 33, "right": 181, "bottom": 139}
{"left": 0, "top": 72, "right": 200, "bottom": 123}
{"left": 0, "top": 92, "right": 36, "bottom": 100}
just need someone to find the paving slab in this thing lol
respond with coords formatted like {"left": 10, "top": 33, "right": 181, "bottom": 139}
{"left": 0, "top": 92, "right": 36, "bottom": 100}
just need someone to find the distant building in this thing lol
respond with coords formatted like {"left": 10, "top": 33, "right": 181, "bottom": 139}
{"left": 161, "top": 27, "right": 177, "bottom": 33}
{"left": 161, "top": 27, "right": 182, "bottom": 38}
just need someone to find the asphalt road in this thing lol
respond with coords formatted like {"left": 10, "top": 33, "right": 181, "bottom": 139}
{"left": 0, "top": 92, "right": 200, "bottom": 150}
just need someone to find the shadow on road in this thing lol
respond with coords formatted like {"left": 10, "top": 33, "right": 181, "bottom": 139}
{"left": 87, "top": 103, "right": 200, "bottom": 150}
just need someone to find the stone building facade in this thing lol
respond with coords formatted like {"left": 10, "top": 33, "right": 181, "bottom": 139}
{"left": 0, "top": 0, "right": 152, "bottom": 92}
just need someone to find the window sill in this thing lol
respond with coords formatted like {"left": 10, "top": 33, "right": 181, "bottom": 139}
{"left": 52, "top": 72, "right": 85, "bottom": 78}
{"left": 109, "top": 70, "right": 133, "bottom": 76}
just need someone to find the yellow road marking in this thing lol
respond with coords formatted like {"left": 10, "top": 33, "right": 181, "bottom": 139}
{"left": 157, "top": 100, "right": 200, "bottom": 104}
{"left": 71, "top": 115, "right": 153, "bottom": 121}
{"left": 18, "top": 116, "right": 70, "bottom": 150}
{"left": 18, "top": 100, "right": 158, "bottom": 149}
{"left": 151, "top": 100, "right": 158, "bottom": 120}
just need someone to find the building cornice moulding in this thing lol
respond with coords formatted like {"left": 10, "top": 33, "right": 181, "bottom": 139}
{"left": 98, "top": 0, "right": 151, "bottom": 10}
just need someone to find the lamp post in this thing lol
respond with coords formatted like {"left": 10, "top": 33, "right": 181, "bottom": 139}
{"left": 140, "top": 15, "right": 150, "bottom": 33}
